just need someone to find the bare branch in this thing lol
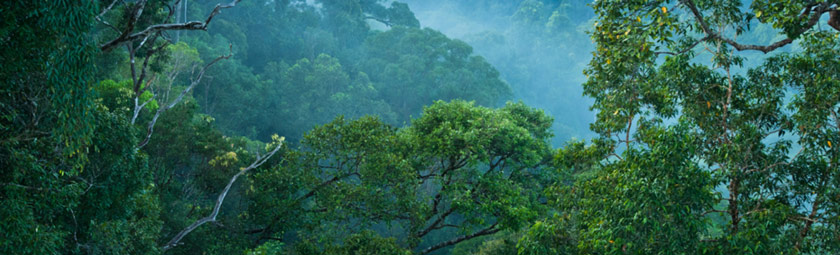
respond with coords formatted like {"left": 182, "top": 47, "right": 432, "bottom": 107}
{"left": 364, "top": 15, "right": 392, "bottom": 27}
{"left": 96, "top": 0, "right": 120, "bottom": 20}
{"left": 95, "top": 0, "right": 122, "bottom": 32}
{"left": 161, "top": 139, "right": 284, "bottom": 252}
{"left": 100, "top": 0, "right": 242, "bottom": 52}
{"left": 104, "top": 0, "right": 148, "bottom": 53}
{"left": 137, "top": 46, "right": 232, "bottom": 149}
{"left": 165, "top": 0, "right": 183, "bottom": 22}
{"left": 1, "top": 182, "right": 47, "bottom": 191}
{"left": 135, "top": 34, "right": 169, "bottom": 94}
{"left": 132, "top": 75, "right": 157, "bottom": 124}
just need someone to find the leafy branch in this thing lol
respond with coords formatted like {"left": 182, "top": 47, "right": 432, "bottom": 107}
{"left": 161, "top": 136, "right": 284, "bottom": 252}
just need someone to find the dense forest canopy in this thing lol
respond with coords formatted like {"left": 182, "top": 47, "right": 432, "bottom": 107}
{"left": 1, "top": 0, "right": 839, "bottom": 254}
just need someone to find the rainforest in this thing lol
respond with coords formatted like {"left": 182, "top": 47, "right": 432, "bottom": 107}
{"left": 1, "top": 0, "right": 839, "bottom": 254}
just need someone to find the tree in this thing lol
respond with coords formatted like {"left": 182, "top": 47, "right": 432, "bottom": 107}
{"left": 254, "top": 54, "right": 396, "bottom": 143}
{"left": 248, "top": 100, "right": 554, "bottom": 254}
{"left": 94, "top": 2, "right": 294, "bottom": 252}
{"left": 94, "top": 0, "right": 240, "bottom": 149}
{"left": 186, "top": 0, "right": 512, "bottom": 142}
{"left": 362, "top": 27, "right": 512, "bottom": 121}
{"left": 71, "top": 101, "right": 163, "bottom": 255}
{"left": 3, "top": 1, "right": 547, "bottom": 254}
{"left": 1, "top": 1, "right": 99, "bottom": 253}
{"left": 319, "top": 0, "right": 420, "bottom": 47}
{"left": 524, "top": 0, "right": 840, "bottom": 254}
{"left": 400, "top": 0, "right": 598, "bottom": 143}
{"left": 161, "top": 135, "right": 283, "bottom": 252}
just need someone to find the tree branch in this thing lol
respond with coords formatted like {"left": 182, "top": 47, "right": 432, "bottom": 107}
{"left": 255, "top": 170, "right": 363, "bottom": 241}
{"left": 1, "top": 182, "right": 47, "bottom": 191}
{"left": 100, "top": 0, "right": 242, "bottom": 52}
{"left": 364, "top": 15, "right": 392, "bottom": 27}
{"left": 95, "top": 0, "right": 120, "bottom": 21}
{"left": 701, "top": 209, "right": 727, "bottom": 216}
{"left": 794, "top": 198, "right": 821, "bottom": 251}
{"left": 298, "top": 171, "right": 360, "bottom": 200}
{"left": 419, "top": 223, "right": 501, "bottom": 255}
{"left": 131, "top": 82, "right": 156, "bottom": 124}
{"left": 655, "top": 36, "right": 710, "bottom": 56}
{"left": 161, "top": 138, "right": 284, "bottom": 252}
{"left": 683, "top": 0, "right": 830, "bottom": 53}
{"left": 105, "top": 0, "right": 147, "bottom": 53}
{"left": 416, "top": 207, "right": 455, "bottom": 238}
{"left": 137, "top": 45, "right": 232, "bottom": 149}
{"left": 830, "top": 10, "right": 840, "bottom": 31}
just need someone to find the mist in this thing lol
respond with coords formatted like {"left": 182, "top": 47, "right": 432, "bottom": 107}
{"left": 10, "top": 0, "right": 837, "bottom": 254}
{"left": 401, "top": 0, "right": 598, "bottom": 145}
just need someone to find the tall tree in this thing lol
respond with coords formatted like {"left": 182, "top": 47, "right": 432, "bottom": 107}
{"left": 248, "top": 100, "right": 554, "bottom": 254}
{"left": 522, "top": 0, "right": 840, "bottom": 254}
{"left": 95, "top": 0, "right": 240, "bottom": 148}
{"left": 1, "top": 1, "right": 99, "bottom": 253}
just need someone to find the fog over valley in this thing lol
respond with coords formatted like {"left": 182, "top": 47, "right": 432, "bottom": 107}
{"left": 402, "top": 0, "right": 598, "bottom": 144}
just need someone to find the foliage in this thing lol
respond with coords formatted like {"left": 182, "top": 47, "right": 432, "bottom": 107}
{"left": 402, "top": 0, "right": 598, "bottom": 144}
{"left": 0, "top": 1, "right": 99, "bottom": 254}
{"left": 361, "top": 27, "right": 511, "bottom": 120}
{"left": 326, "top": 230, "right": 412, "bottom": 255}
{"left": 520, "top": 0, "right": 840, "bottom": 254}
{"left": 7, "top": 1, "right": 839, "bottom": 255}
{"left": 248, "top": 100, "right": 554, "bottom": 254}
{"left": 185, "top": 0, "right": 510, "bottom": 143}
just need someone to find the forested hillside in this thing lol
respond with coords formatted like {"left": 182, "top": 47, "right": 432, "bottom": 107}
{"left": 1, "top": 0, "right": 839, "bottom": 254}
{"left": 403, "top": 0, "right": 598, "bottom": 144}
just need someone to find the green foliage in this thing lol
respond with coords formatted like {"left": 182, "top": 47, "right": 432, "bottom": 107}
{"left": 0, "top": 1, "right": 100, "bottom": 254}
{"left": 0, "top": 0, "right": 98, "bottom": 163}
{"left": 363, "top": 27, "right": 511, "bottom": 120}
{"left": 751, "top": 0, "right": 819, "bottom": 38}
{"left": 183, "top": 0, "right": 510, "bottom": 144}
{"left": 517, "top": 214, "right": 579, "bottom": 255}
{"left": 74, "top": 104, "right": 162, "bottom": 255}
{"left": 327, "top": 230, "right": 412, "bottom": 255}
{"left": 246, "top": 241, "right": 285, "bottom": 255}
{"left": 450, "top": 231, "right": 519, "bottom": 255}
{"left": 257, "top": 54, "right": 396, "bottom": 142}
{"left": 521, "top": 0, "right": 840, "bottom": 254}
{"left": 566, "top": 125, "right": 715, "bottom": 254}
{"left": 142, "top": 100, "right": 264, "bottom": 255}
{"left": 406, "top": 101, "right": 551, "bottom": 231}
{"left": 402, "top": 0, "right": 597, "bottom": 144}
{"left": 96, "top": 79, "right": 159, "bottom": 114}
{"left": 14, "top": 1, "right": 840, "bottom": 255}
{"left": 249, "top": 100, "right": 553, "bottom": 253}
